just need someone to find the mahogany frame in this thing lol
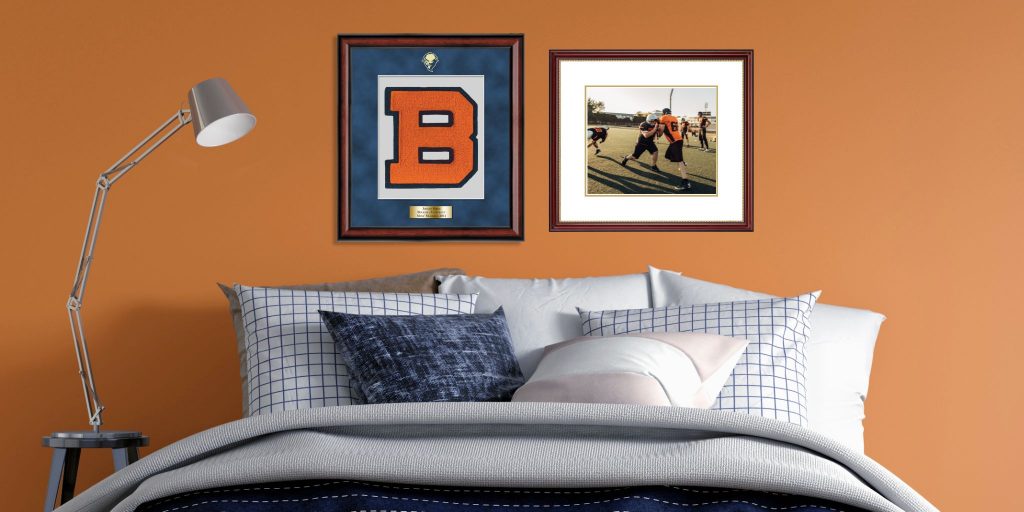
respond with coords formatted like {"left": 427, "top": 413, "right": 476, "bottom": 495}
{"left": 338, "top": 34, "right": 524, "bottom": 240}
{"left": 549, "top": 49, "right": 754, "bottom": 232}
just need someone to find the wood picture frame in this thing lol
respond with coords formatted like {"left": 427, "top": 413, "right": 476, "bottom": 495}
{"left": 549, "top": 49, "right": 753, "bottom": 232}
{"left": 339, "top": 34, "right": 524, "bottom": 240}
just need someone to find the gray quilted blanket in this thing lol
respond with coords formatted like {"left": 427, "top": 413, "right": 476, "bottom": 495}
{"left": 56, "top": 403, "right": 937, "bottom": 512}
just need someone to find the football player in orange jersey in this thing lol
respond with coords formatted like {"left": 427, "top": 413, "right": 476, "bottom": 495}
{"left": 658, "top": 108, "right": 691, "bottom": 192}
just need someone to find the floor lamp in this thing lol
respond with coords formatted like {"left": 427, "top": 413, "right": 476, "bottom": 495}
{"left": 43, "top": 77, "right": 256, "bottom": 511}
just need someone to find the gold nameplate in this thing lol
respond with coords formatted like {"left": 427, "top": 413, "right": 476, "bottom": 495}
{"left": 409, "top": 205, "right": 453, "bottom": 219}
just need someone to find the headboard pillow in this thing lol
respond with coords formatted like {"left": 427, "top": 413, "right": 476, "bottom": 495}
{"left": 648, "top": 266, "right": 885, "bottom": 452}
{"left": 578, "top": 292, "right": 821, "bottom": 427}
{"left": 233, "top": 285, "right": 476, "bottom": 416}
{"left": 437, "top": 273, "right": 651, "bottom": 378}
{"left": 218, "top": 267, "right": 463, "bottom": 414}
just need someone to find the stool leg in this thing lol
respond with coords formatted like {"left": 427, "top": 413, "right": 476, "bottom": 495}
{"left": 126, "top": 446, "right": 140, "bottom": 464}
{"left": 59, "top": 448, "right": 81, "bottom": 505}
{"left": 112, "top": 448, "right": 129, "bottom": 471}
{"left": 43, "top": 448, "right": 66, "bottom": 512}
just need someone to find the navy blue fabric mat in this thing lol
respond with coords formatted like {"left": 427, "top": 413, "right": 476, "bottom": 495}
{"left": 136, "top": 479, "right": 869, "bottom": 512}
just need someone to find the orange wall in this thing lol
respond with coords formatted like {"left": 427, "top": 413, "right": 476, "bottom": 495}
{"left": 1, "top": 0, "right": 1022, "bottom": 509}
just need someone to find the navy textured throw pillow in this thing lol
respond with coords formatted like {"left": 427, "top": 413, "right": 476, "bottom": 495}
{"left": 318, "top": 308, "right": 525, "bottom": 403}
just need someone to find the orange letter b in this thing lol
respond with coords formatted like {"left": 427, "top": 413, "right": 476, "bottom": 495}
{"left": 385, "top": 87, "right": 478, "bottom": 188}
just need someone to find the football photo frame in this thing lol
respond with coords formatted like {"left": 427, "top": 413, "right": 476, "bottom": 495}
{"left": 549, "top": 49, "right": 754, "bottom": 231}
{"left": 338, "top": 34, "right": 524, "bottom": 240}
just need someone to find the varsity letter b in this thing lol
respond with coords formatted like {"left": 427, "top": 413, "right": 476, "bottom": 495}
{"left": 385, "top": 87, "right": 478, "bottom": 188}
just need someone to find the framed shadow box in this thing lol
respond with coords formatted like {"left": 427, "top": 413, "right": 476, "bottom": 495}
{"left": 550, "top": 49, "right": 753, "bottom": 231}
{"left": 339, "top": 34, "right": 524, "bottom": 240}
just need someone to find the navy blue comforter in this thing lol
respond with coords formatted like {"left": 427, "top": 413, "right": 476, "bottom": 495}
{"left": 136, "top": 480, "right": 868, "bottom": 512}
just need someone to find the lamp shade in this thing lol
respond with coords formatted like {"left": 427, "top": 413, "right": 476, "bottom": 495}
{"left": 187, "top": 78, "right": 256, "bottom": 147}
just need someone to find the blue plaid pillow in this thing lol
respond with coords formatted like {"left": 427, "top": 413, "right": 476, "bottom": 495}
{"left": 578, "top": 293, "right": 820, "bottom": 426}
{"left": 319, "top": 308, "right": 524, "bottom": 403}
{"left": 234, "top": 286, "right": 477, "bottom": 415}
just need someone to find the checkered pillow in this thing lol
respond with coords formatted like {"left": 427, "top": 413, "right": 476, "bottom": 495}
{"left": 235, "top": 285, "right": 477, "bottom": 416}
{"left": 578, "top": 292, "right": 820, "bottom": 425}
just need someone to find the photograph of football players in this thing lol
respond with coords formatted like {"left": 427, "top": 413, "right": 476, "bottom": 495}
{"left": 586, "top": 126, "right": 609, "bottom": 155}
{"left": 620, "top": 114, "right": 662, "bottom": 171}
{"left": 584, "top": 86, "right": 716, "bottom": 196}
{"left": 698, "top": 113, "right": 711, "bottom": 151}
{"left": 658, "top": 108, "right": 691, "bottom": 192}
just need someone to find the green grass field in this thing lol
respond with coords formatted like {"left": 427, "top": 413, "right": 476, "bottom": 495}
{"left": 587, "top": 126, "right": 717, "bottom": 195}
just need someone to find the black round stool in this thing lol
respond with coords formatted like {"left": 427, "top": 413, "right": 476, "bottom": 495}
{"left": 42, "top": 431, "right": 148, "bottom": 511}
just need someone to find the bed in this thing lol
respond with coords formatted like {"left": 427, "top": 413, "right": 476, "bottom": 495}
{"left": 57, "top": 404, "right": 934, "bottom": 512}
{"left": 55, "top": 268, "right": 936, "bottom": 511}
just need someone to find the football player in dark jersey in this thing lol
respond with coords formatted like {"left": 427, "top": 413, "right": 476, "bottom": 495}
{"left": 620, "top": 114, "right": 662, "bottom": 172}
{"left": 698, "top": 114, "right": 711, "bottom": 151}
{"left": 586, "top": 126, "right": 609, "bottom": 155}
{"left": 679, "top": 117, "right": 690, "bottom": 146}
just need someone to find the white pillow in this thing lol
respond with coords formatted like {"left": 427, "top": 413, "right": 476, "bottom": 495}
{"left": 648, "top": 266, "right": 885, "bottom": 452}
{"left": 437, "top": 274, "right": 651, "bottom": 377}
{"left": 513, "top": 333, "right": 747, "bottom": 408}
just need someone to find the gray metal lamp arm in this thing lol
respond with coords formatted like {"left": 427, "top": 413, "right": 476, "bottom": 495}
{"left": 66, "top": 109, "right": 192, "bottom": 431}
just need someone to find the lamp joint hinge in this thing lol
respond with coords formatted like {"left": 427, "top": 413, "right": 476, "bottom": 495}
{"left": 67, "top": 297, "right": 82, "bottom": 311}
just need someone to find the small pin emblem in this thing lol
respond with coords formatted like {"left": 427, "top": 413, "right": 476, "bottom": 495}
{"left": 422, "top": 52, "right": 439, "bottom": 72}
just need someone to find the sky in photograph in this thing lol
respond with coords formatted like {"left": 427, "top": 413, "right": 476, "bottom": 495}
{"left": 588, "top": 87, "right": 717, "bottom": 116}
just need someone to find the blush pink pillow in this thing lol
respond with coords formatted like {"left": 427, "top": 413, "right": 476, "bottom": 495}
{"left": 512, "top": 332, "right": 747, "bottom": 408}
